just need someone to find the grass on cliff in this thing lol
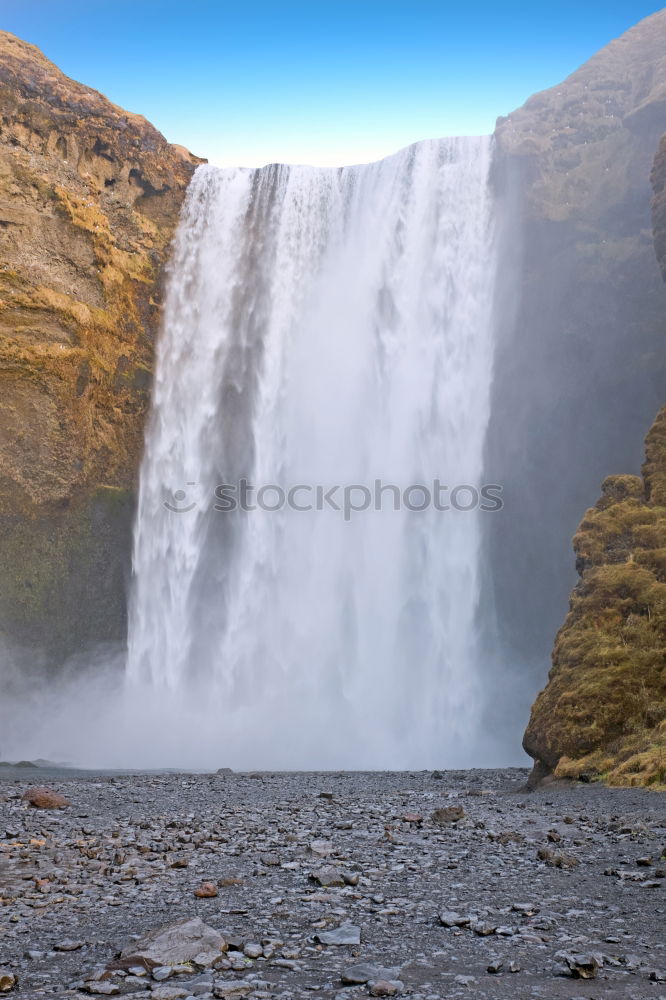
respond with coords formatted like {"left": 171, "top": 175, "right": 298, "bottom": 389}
{"left": 525, "top": 414, "right": 666, "bottom": 788}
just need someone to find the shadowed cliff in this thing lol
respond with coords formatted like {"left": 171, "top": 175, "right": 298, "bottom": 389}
{"left": 0, "top": 32, "right": 203, "bottom": 659}
{"left": 484, "top": 9, "right": 666, "bottom": 743}
{"left": 521, "top": 130, "right": 666, "bottom": 788}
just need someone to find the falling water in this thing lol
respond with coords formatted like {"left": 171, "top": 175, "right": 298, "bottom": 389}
{"left": 127, "top": 137, "right": 497, "bottom": 769}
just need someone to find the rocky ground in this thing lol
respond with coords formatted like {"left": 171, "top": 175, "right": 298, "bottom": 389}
{"left": 0, "top": 767, "right": 664, "bottom": 999}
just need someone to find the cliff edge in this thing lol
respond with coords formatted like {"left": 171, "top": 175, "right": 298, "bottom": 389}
{"left": 0, "top": 32, "right": 203, "bottom": 658}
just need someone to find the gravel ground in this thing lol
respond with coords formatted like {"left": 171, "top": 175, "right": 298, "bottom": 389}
{"left": 0, "top": 767, "right": 664, "bottom": 999}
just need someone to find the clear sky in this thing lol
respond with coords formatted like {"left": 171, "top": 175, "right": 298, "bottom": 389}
{"left": 1, "top": 1, "right": 663, "bottom": 167}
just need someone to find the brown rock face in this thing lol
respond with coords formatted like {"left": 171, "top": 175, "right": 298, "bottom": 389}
{"left": 22, "top": 785, "right": 69, "bottom": 808}
{"left": 0, "top": 32, "right": 203, "bottom": 658}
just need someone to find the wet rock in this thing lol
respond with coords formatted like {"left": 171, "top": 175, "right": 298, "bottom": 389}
{"left": 22, "top": 786, "right": 69, "bottom": 809}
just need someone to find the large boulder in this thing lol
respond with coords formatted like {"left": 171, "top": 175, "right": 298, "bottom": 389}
{"left": 115, "top": 917, "right": 227, "bottom": 970}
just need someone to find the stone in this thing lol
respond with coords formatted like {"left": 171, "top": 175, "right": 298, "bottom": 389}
{"left": 116, "top": 918, "right": 227, "bottom": 970}
{"left": 487, "top": 959, "right": 503, "bottom": 974}
{"left": 54, "top": 940, "right": 84, "bottom": 951}
{"left": 242, "top": 943, "right": 263, "bottom": 959}
{"left": 152, "top": 967, "right": 173, "bottom": 981}
{"left": 341, "top": 964, "right": 401, "bottom": 985}
{"left": 369, "top": 981, "right": 402, "bottom": 997}
{"left": 310, "top": 866, "right": 345, "bottom": 887}
{"left": 431, "top": 806, "right": 465, "bottom": 824}
{"left": 314, "top": 923, "right": 361, "bottom": 945}
{"left": 213, "top": 982, "right": 253, "bottom": 998}
{"left": 259, "top": 853, "right": 280, "bottom": 866}
{"left": 194, "top": 882, "right": 218, "bottom": 898}
{"left": 0, "top": 971, "right": 16, "bottom": 994}
{"left": 554, "top": 952, "right": 599, "bottom": 979}
{"left": 438, "top": 911, "right": 470, "bottom": 927}
{"left": 151, "top": 988, "right": 190, "bottom": 1000}
{"left": 537, "top": 848, "right": 578, "bottom": 869}
{"left": 22, "top": 786, "right": 69, "bottom": 809}
{"left": 471, "top": 920, "right": 497, "bottom": 936}
{"left": 309, "top": 839, "right": 333, "bottom": 856}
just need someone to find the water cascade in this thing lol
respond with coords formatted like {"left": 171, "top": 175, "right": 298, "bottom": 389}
{"left": 127, "top": 137, "right": 498, "bottom": 769}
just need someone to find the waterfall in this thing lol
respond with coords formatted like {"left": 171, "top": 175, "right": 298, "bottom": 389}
{"left": 127, "top": 137, "right": 497, "bottom": 769}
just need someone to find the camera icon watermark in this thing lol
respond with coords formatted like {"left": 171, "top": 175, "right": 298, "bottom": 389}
{"left": 163, "top": 482, "right": 199, "bottom": 513}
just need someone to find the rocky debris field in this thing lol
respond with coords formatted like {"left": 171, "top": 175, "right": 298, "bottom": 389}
{"left": 0, "top": 767, "right": 664, "bottom": 999}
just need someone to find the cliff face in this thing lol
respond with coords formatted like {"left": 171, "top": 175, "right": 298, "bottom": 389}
{"left": 483, "top": 10, "right": 666, "bottom": 737}
{"left": 521, "top": 135, "right": 666, "bottom": 788}
{"left": 0, "top": 33, "right": 202, "bottom": 658}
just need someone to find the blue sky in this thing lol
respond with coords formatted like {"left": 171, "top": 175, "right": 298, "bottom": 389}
{"left": 1, "top": 1, "right": 662, "bottom": 166}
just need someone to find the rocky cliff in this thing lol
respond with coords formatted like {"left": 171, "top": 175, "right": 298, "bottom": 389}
{"left": 483, "top": 10, "right": 666, "bottom": 740}
{"left": 521, "top": 134, "right": 666, "bottom": 788}
{"left": 0, "top": 33, "right": 202, "bottom": 659}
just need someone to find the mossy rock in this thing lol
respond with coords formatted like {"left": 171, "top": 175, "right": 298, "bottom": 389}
{"left": 524, "top": 407, "right": 666, "bottom": 787}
